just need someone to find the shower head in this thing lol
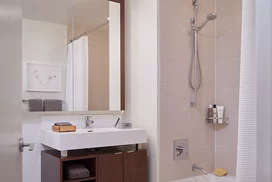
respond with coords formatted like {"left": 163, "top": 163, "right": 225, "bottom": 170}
{"left": 192, "top": 0, "right": 199, "bottom": 6}
{"left": 207, "top": 13, "right": 217, "bottom": 20}
{"left": 198, "top": 13, "right": 217, "bottom": 30}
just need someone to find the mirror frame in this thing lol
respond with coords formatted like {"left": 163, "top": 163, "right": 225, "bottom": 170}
{"left": 109, "top": 0, "right": 125, "bottom": 111}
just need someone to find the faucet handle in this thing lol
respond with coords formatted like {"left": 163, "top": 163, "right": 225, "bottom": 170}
{"left": 85, "top": 116, "right": 94, "bottom": 129}
{"left": 176, "top": 146, "right": 184, "bottom": 156}
{"left": 85, "top": 116, "right": 91, "bottom": 120}
{"left": 86, "top": 116, "right": 94, "bottom": 122}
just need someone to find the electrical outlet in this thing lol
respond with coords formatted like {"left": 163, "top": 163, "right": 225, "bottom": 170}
{"left": 174, "top": 139, "right": 189, "bottom": 160}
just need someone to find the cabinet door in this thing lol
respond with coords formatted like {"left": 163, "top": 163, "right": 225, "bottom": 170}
{"left": 124, "top": 150, "right": 148, "bottom": 182}
{"left": 98, "top": 152, "right": 124, "bottom": 182}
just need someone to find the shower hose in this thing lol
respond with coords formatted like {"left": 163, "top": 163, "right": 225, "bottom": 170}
{"left": 188, "top": 33, "right": 202, "bottom": 91}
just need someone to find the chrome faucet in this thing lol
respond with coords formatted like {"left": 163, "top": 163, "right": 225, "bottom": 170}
{"left": 192, "top": 164, "right": 207, "bottom": 175}
{"left": 85, "top": 116, "right": 94, "bottom": 129}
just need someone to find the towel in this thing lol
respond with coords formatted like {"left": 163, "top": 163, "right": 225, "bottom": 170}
{"left": 28, "top": 99, "right": 43, "bottom": 112}
{"left": 54, "top": 122, "right": 72, "bottom": 126}
{"left": 64, "top": 164, "right": 90, "bottom": 180}
{"left": 43, "top": 99, "right": 62, "bottom": 111}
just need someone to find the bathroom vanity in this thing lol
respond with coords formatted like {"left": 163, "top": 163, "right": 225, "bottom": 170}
{"left": 40, "top": 128, "right": 147, "bottom": 151}
{"left": 41, "top": 127, "right": 148, "bottom": 182}
{"left": 42, "top": 149, "right": 147, "bottom": 182}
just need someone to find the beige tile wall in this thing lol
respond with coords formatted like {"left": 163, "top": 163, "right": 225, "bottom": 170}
{"left": 159, "top": 0, "right": 243, "bottom": 180}
{"left": 159, "top": 0, "right": 216, "bottom": 181}
{"left": 215, "top": 0, "right": 242, "bottom": 176}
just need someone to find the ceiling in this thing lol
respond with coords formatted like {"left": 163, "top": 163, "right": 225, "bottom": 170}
{"left": 22, "top": 0, "right": 109, "bottom": 28}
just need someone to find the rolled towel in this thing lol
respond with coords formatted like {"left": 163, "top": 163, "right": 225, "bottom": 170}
{"left": 43, "top": 99, "right": 62, "bottom": 111}
{"left": 28, "top": 99, "right": 43, "bottom": 112}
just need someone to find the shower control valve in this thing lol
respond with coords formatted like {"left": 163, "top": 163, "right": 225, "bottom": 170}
{"left": 176, "top": 146, "right": 184, "bottom": 156}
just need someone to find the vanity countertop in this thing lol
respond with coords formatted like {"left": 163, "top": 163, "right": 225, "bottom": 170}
{"left": 41, "top": 127, "right": 147, "bottom": 151}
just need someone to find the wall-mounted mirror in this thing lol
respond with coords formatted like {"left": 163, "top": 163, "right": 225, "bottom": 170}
{"left": 22, "top": 0, "right": 125, "bottom": 112}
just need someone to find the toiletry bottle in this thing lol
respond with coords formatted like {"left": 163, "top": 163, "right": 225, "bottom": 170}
{"left": 207, "top": 104, "right": 213, "bottom": 122}
{"left": 213, "top": 104, "right": 217, "bottom": 123}
{"left": 217, "top": 106, "right": 225, "bottom": 124}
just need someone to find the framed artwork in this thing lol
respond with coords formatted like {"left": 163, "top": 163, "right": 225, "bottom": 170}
{"left": 25, "top": 63, "right": 62, "bottom": 92}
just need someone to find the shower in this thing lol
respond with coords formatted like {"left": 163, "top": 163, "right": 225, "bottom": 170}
{"left": 189, "top": 0, "right": 217, "bottom": 107}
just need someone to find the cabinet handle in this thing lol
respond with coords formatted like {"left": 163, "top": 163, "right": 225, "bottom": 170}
{"left": 127, "top": 151, "right": 135, "bottom": 153}
{"left": 115, "top": 152, "right": 122, "bottom": 155}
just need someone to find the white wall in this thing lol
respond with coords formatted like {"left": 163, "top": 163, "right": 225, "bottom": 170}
{"left": 109, "top": 2, "right": 121, "bottom": 110}
{"left": 125, "top": 0, "right": 159, "bottom": 181}
{"left": 22, "top": 18, "right": 68, "bottom": 182}
{"left": 22, "top": 19, "right": 67, "bottom": 111}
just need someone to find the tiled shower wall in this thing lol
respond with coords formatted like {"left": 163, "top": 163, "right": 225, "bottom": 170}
{"left": 159, "top": 0, "right": 216, "bottom": 181}
{"left": 215, "top": 0, "right": 242, "bottom": 176}
{"left": 159, "top": 0, "right": 242, "bottom": 181}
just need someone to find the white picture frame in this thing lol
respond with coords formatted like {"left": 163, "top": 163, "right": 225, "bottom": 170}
{"left": 25, "top": 63, "right": 62, "bottom": 92}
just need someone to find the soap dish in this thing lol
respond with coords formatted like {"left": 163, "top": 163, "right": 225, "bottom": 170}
{"left": 116, "top": 123, "right": 132, "bottom": 129}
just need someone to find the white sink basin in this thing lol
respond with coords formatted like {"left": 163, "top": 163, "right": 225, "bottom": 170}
{"left": 40, "top": 127, "right": 147, "bottom": 151}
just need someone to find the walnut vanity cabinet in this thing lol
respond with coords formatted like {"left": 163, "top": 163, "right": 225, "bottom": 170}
{"left": 97, "top": 152, "right": 124, "bottom": 182}
{"left": 41, "top": 151, "right": 97, "bottom": 182}
{"left": 41, "top": 149, "right": 147, "bottom": 182}
{"left": 124, "top": 150, "right": 148, "bottom": 182}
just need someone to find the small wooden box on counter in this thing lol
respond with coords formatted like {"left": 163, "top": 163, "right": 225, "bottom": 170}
{"left": 52, "top": 125, "right": 76, "bottom": 132}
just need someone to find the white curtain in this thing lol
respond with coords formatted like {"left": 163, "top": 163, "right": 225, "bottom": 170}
{"left": 66, "top": 36, "right": 89, "bottom": 111}
{"left": 236, "top": 0, "right": 257, "bottom": 181}
{"left": 237, "top": 0, "right": 272, "bottom": 181}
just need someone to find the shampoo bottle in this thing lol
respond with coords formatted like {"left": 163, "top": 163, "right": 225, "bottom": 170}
{"left": 217, "top": 106, "right": 225, "bottom": 124}
{"left": 213, "top": 104, "right": 217, "bottom": 123}
{"left": 207, "top": 104, "right": 213, "bottom": 120}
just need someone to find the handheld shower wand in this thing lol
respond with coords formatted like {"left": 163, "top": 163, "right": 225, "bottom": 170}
{"left": 198, "top": 13, "right": 217, "bottom": 30}
{"left": 189, "top": 1, "right": 217, "bottom": 107}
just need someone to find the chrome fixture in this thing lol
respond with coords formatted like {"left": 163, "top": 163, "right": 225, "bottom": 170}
{"left": 19, "top": 137, "right": 35, "bottom": 152}
{"left": 175, "top": 146, "right": 185, "bottom": 156}
{"left": 192, "top": 164, "right": 207, "bottom": 175}
{"left": 198, "top": 13, "right": 217, "bottom": 30}
{"left": 174, "top": 139, "right": 189, "bottom": 160}
{"left": 192, "top": 0, "right": 199, "bottom": 6}
{"left": 70, "top": 20, "right": 109, "bottom": 43}
{"left": 189, "top": 0, "right": 217, "bottom": 107}
{"left": 85, "top": 116, "right": 94, "bottom": 129}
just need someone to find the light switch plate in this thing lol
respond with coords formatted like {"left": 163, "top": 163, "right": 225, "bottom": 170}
{"left": 174, "top": 139, "right": 189, "bottom": 160}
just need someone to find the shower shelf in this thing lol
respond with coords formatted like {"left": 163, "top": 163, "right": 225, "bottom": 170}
{"left": 206, "top": 117, "right": 229, "bottom": 124}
